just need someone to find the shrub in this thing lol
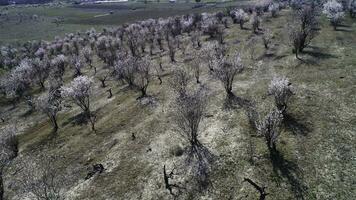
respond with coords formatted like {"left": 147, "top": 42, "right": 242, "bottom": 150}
{"left": 214, "top": 51, "right": 244, "bottom": 96}
{"left": 257, "top": 109, "right": 283, "bottom": 152}
{"left": 268, "top": 77, "right": 294, "bottom": 113}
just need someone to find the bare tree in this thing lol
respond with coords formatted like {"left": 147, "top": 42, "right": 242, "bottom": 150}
{"left": 262, "top": 29, "right": 273, "bottom": 50}
{"left": 3, "top": 59, "right": 32, "bottom": 105}
{"left": 35, "top": 90, "right": 62, "bottom": 133}
{"left": 18, "top": 155, "right": 67, "bottom": 200}
{"left": 60, "top": 76, "right": 96, "bottom": 131}
{"left": 257, "top": 109, "right": 283, "bottom": 153}
{"left": 288, "top": 5, "right": 319, "bottom": 58}
{"left": 96, "top": 36, "right": 120, "bottom": 68}
{"left": 50, "top": 55, "right": 67, "bottom": 82}
{"left": 216, "top": 24, "right": 225, "bottom": 44}
{"left": 174, "top": 86, "right": 214, "bottom": 188}
{"left": 31, "top": 57, "right": 50, "bottom": 90}
{"left": 126, "top": 24, "right": 141, "bottom": 57}
{"left": 214, "top": 52, "right": 244, "bottom": 96}
{"left": 170, "top": 68, "right": 190, "bottom": 96}
{"left": 153, "top": 61, "right": 163, "bottom": 85}
{"left": 97, "top": 72, "right": 110, "bottom": 88}
{"left": 0, "top": 126, "right": 18, "bottom": 200}
{"left": 163, "top": 165, "right": 183, "bottom": 196}
{"left": 167, "top": 37, "right": 177, "bottom": 63}
{"left": 268, "top": 77, "right": 294, "bottom": 113}
{"left": 114, "top": 55, "right": 137, "bottom": 87}
{"left": 250, "top": 13, "right": 260, "bottom": 34}
{"left": 134, "top": 57, "right": 151, "bottom": 98}
{"left": 190, "top": 56, "right": 201, "bottom": 84}
{"left": 245, "top": 36, "right": 259, "bottom": 60}
{"left": 350, "top": 0, "right": 356, "bottom": 18}
{"left": 70, "top": 56, "right": 84, "bottom": 78}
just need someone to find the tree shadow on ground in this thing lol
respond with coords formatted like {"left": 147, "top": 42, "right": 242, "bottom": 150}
{"left": 335, "top": 28, "right": 352, "bottom": 32}
{"left": 224, "top": 93, "right": 253, "bottom": 110}
{"left": 62, "top": 112, "right": 90, "bottom": 127}
{"left": 273, "top": 54, "right": 289, "bottom": 61}
{"left": 295, "top": 57, "right": 319, "bottom": 66}
{"left": 283, "top": 113, "right": 312, "bottom": 136}
{"left": 302, "top": 50, "right": 338, "bottom": 60}
{"left": 62, "top": 108, "right": 100, "bottom": 127}
{"left": 21, "top": 108, "right": 35, "bottom": 118}
{"left": 116, "top": 84, "right": 137, "bottom": 94}
{"left": 184, "top": 142, "right": 217, "bottom": 193}
{"left": 335, "top": 24, "right": 352, "bottom": 32}
{"left": 224, "top": 93, "right": 259, "bottom": 129}
{"left": 270, "top": 149, "right": 308, "bottom": 200}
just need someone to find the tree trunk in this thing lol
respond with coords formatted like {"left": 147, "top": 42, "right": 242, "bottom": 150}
{"left": 0, "top": 170, "right": 4, "bottom": 200}
{"left": 295, "top": 48, "right": 299, "bottom": 59}
{"left": 243, "top": 178, "right": 268, "bottom": 200}
{"left": 39, "top": 81, "right": 45, "bottom": 90}
{"left": 158, "top": 77, "right": 162, "bottom": 85}
{"left": 100, "top": 79, "right": 106, "bottom": 88}
{"left": 264, "top": 43, "right": 268, "bottom": 50}
{"left": 89, "top": 114, "right": 96, "bottom": 132}
{"left": 107, "top": 89, "right": 112, "bottom": 99}
{"left": 159, "top": 62, "right": 164, "bottom": 71}
{"left": 52, "top": 116, "right": 58, "bottom": 133}
{"left": 141, "top": 88, "right": 147, "bottom": 98}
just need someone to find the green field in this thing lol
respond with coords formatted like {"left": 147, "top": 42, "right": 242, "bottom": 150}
{"left": 0, "top": 0, "right": 252, "bottom": 44}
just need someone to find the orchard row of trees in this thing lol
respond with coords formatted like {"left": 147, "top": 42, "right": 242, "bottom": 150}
{"left": 0, "top": 0, "right": 355, "bottom": 199}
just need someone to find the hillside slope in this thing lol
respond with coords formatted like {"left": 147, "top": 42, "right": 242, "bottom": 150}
{"left": 0, "top": 7, "right": 355, "bottom": 200}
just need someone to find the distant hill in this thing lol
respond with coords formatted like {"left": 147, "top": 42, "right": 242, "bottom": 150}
{"left": 0, "top": 0, "right": 53, "bottom": 5}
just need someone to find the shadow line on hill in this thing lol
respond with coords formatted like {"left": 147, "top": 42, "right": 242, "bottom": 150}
{"left": 283, "top": 113, "right": 312, "bottom": 136}
{"left": 224, "top": 93, "right": 259, "bottom": 129}
{"left": 270, "top": 149, "right": 308, "bottom": 200}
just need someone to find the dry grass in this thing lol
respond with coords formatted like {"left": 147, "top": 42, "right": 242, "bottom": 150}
{"left": 1, "top": 7, "right": 356, "bottom": 200}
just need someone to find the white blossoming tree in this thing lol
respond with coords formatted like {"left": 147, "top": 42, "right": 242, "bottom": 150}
{"left": 350, "top": 0, "right": 356, "bottom": 18}
{"left": 214, "top": 51, "right": 244, "bottom": 96}
{"left": 231, "top": 9, "right": 249, "bottom": 29}
{"left": 61, "top": 75, "right": 96, "bottom": 131}
{"left": 4, "top": 59, "right": 33, "bottom": 104}
{"left": 268, "top": 77, "right": 294, "bottom": 113}
{"left": 323, "top": 0, "right": 345, "bottom": 30}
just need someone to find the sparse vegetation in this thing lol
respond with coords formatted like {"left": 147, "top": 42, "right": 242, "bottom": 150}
{"left": 0, "top": 1, "right": 355, "bottom": 199}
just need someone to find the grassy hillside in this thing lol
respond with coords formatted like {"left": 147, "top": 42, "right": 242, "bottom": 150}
{"left": 0, "top": 5, "right": 356, "bottom": 200}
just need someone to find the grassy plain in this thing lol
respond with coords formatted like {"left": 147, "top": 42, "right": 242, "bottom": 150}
{"left": 0, "top": 0, "right": 253, "bottom": 44}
